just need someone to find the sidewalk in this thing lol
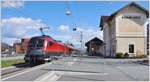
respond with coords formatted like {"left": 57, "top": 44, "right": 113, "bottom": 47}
{"left": 35, "top": 57, "right": 137, "bottom": 81}
{"left": 57, "top": 64, "right": 134, "bottom": 81}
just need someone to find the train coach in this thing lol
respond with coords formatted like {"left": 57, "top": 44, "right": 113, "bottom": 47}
{"left": 67, "top": 45, "right": 80, "bottom": 55}
{"left": 24, "top": 35, "right": 80, "bottom": 63}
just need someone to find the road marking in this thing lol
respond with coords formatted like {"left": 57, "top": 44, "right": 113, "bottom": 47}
{"left": 2, "top": 62, "right": 52, "bottom": 81}
{"left": 67, "top": 62, "right": 74, "bottom": 66}
{"left": 34, "top": 71, "right": 60, "bottom": 81}
{"left": 34, "top": 71, "right": 54, "bottom": 81}
{"left": 50, "top": 73, "right": 60, "bottom": 81}
{"left": 55, "top": 71, "right": 109, "bottom": 76}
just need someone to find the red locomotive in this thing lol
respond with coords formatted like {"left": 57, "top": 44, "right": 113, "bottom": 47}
{"left": 24, "top": 35, "right": 80, "bottom": 63}
{"left": 24, "top": 27, "right": 80, "bottom": 63}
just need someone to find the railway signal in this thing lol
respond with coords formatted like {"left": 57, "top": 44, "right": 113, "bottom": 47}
{"left": 73, "top": 28, "right": 77, "bottom": 31}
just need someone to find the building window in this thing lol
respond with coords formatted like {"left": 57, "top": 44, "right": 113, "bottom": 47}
{"left": 129, "top": 44, "right": 134, "bottom": 53}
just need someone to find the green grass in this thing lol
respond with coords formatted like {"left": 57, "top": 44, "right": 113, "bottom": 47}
{"left": 1, "top": 59, "right": 25, "bottom": 68}
{"left": 1, "top": 54, "right": 25, "bottom": 57}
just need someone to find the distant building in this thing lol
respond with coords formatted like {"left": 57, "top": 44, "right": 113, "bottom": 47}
{"left": 99, "top": 2, "right": 149, "bottom": 57}
{"left": 13, "top": 38, "right": 30, "bottom": 54}
{"left": 85, "top": 37, "right": 103, "bottom": 56}
{"left": 21, "top": 38, "right": 30, "bottom": 54}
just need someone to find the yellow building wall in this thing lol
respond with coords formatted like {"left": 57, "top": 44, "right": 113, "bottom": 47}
{"left": 118, "top": 18, "right": 145, "bottom": 33}
{"left": 116, "top": 37, "right": 145, "bottom": 56}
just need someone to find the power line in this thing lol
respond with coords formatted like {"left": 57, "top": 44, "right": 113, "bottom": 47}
{"left": 4, "top": 2, "right": 50, "bottom": 37}
{"left": 65, "top": 1, "right": 71, "bottom": 12}
{"left": 3, "top": 3, "right": 36, "bottom": 38}
{"left": 75, "top": 2, "right": 82, "bottom": 28}
{"left": 16, "top": 5, "right": 49, "bottom": 27}
{"left": 5, "top": 2, "right": 30, "bottom": 18}
{"left": 13, "top": 4, "right": 51, "bottom": 35}
{"left": 5, "top": 2, "right": 49, "bottom": 27}
{"left": 65, "top": 1, "right": 77, "bottom": 28}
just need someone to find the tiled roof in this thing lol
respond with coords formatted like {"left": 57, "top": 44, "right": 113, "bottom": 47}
{"left": 85, "top": 37, "right": 103, "bottom": 46}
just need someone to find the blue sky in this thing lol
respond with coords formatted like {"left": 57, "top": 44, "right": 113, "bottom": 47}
{"left": 1, "top": 1, "right": 149, "bottom": 48}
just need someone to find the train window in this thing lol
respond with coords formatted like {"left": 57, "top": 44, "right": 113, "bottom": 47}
{"left": 29, "top": 38, "right": 44, "bottom": 47}
{"left": 48, "top": 42, "right": 53, "bottom": 47}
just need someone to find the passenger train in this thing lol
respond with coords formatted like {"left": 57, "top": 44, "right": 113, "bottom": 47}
{"left": 24, "top": 35, "right": 80, "bottom": 63}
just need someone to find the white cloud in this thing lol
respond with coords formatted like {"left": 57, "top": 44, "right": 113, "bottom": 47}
{"left": 58, "top": 25, "right": 70, "bottom": 32}
{"left": 2, "top": 18, "right": 103, "bottom": 48}
{"left": 54, "top": 26, "right": 103, "bottom": 48}
{"left": 76, "top": 27, "right": 84, "bottom": 32}
{"left": 1, "top": 37, "right": 19, "bottom": 46}
{"left": 1, "top": 17, "right": 47, "bottom": 45}
{"left": 109, "top": 2, "right": 114, "bottom": 5}
{"left": 2, "top": 1, "right": 25, "bottom": 8}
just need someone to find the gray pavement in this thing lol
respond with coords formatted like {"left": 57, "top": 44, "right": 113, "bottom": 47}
{"left": 56, "top": 57, "right": 134, "bottom": 81}
{"left": 1, "top": 56, "right": 149, "bottom": 81}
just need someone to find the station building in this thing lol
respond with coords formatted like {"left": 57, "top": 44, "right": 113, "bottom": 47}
{"left": 85, "top": 37, "right": 103, "bottom": 56}
{"left": 99, "top": 2, "right": 149, "bottom": 57}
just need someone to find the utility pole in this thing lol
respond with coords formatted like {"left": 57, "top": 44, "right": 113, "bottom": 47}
{"left": 80, "top": 31, "right": 83, "bottom": 56}
{"left": 73, "top": 28, "right": 83, "bottom": 56}
{"left": 66, "top": 4, "right": 83, "bottom": 56}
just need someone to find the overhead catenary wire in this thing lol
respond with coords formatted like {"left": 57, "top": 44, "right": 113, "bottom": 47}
{"left": 5, "top": 2, "right": 30, "bottom": 18}
{"left": 4, "top": 2, "right": 50, "bottom": 36}
{"left": 15, "top": 4, "right": 50, "bottom": 28}
{"left": 3, "top": 2, "right": 37, "bottom": 37}
{"left": 65, "top": 2, "right": 84, "bottom": 51}
{"left": 65, "top": 1, "right": 78, "bottom": 46}
{"left": 75, "top": 2, "right": 82, "bottom": 28}
{"left": 65, "top": 1, "right": 77, "bottom": 28}
{"left": 6, "top": 2, "right": 49, "bottom": 27}
{"left": 13, "top": 5, "right": 50, "bottom": 35}
{"left": 74, "top": 2, "right": 84, "bottom": 53}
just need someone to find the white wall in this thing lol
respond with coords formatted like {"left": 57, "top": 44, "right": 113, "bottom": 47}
{"left": 103, "top": 23, "right": 111, "bottom": 57}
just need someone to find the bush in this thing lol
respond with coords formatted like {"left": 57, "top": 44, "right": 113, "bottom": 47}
{"left": 137, "top": 54, "right": 147, "bottom": 58}
{"left": 116, "top": 52, "right": 124, "bottom": 58}
{"left": 124, "top": 52, "right": 129, "bottom": 58}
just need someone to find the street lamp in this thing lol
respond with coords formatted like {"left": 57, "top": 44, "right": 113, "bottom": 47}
{"left": 65, "top": 1, "right": 71, "bottom": 16}
{"left": 66, "top": 9, "right": 71, "bottom": 16}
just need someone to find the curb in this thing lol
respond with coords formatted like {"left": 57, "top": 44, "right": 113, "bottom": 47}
{"left": 1, "top": 66, "right": 16, "bottom": 70}
{"left": 2, "top": 62, "right": 53, "bottom": 81}
{"left": 1, "top": 63, "right": 29, "bottom": 70}
{"left": 1, "top": 63, "right": 30, "bottom": 76}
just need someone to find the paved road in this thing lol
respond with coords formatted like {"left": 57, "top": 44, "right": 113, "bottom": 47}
{"left": 1, "top": 56, "right": 149, "bottom": 81}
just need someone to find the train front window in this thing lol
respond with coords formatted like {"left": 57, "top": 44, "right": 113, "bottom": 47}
{"left": 29, "top": 38, "right": 44, "bottom": 47}
{"left": 48, "top": 42, "right": 53, "bottom": 47}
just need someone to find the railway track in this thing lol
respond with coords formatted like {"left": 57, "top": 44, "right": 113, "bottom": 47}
{"left": 1, "top": 62, "right": 44, "bottom": 77}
